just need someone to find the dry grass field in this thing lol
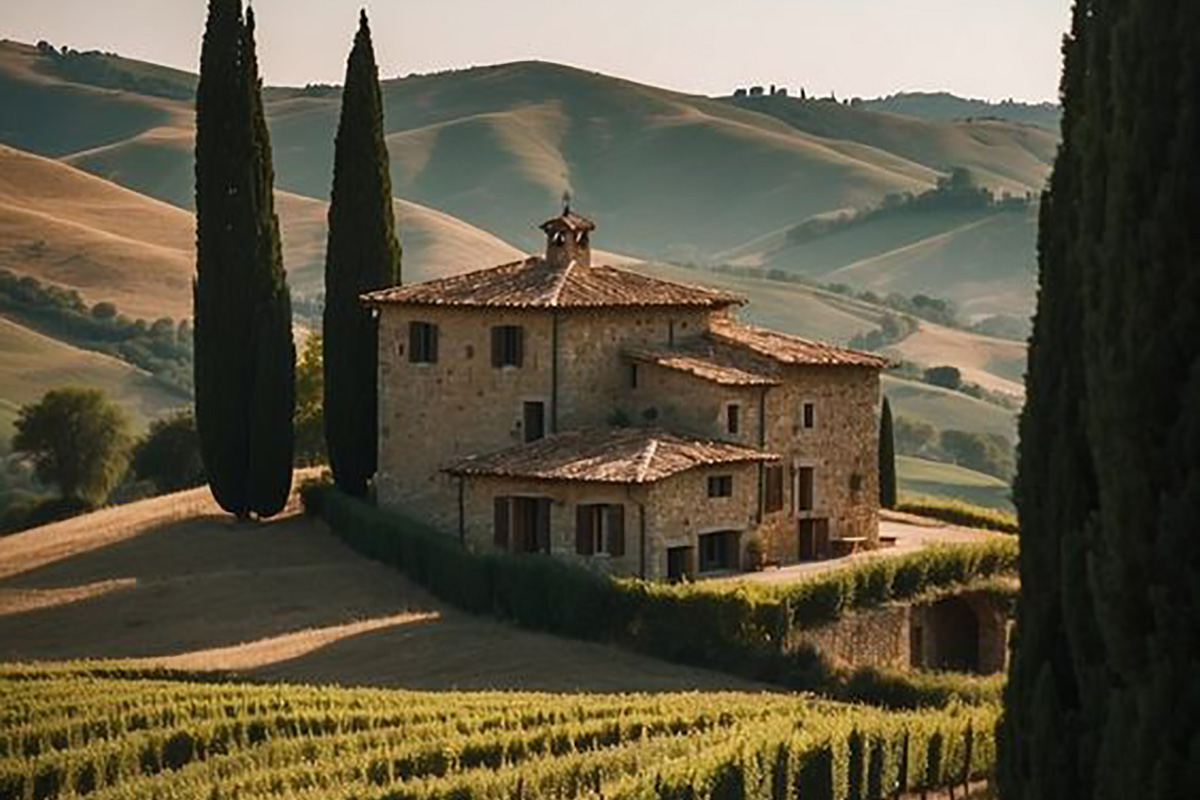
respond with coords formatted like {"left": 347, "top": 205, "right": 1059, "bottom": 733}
{"left": 0, "top": 483, "right": 760, "bottom": 692}
{"left": 0, "top": 316, "right": 183, "bottom": 442}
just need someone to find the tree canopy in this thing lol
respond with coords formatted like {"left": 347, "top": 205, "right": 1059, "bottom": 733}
{"left": 12, "top": 387, "right": 132, "bottom": 506}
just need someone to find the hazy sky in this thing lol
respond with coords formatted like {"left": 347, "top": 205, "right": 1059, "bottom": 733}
{"left": 3, "top": 0, "right": 1073, "bottom": 102}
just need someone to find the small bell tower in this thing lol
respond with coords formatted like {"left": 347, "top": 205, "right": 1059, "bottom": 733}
{"left": 540, "top": 192, "right": 595, "bottom": 269}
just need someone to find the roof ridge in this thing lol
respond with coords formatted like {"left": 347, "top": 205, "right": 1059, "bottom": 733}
{"left": 635, "top": 437, "right": 660, "bottom": 484}
{"left": 546, "top": 259, "right": 575, "bottom": 305}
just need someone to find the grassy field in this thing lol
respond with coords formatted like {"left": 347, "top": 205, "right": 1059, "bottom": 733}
{"left": 898, "top": 456, "right": 1014, "bottom": 512}
{"left": 0, "top": 316, "right": 183, "bottom": 445}
{"left": 0, "top": 484, "right": 756, "bottom": 692}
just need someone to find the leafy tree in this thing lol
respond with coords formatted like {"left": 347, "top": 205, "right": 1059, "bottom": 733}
{"left": 893, "top": 415, "right": 937, "bottom": 456}
{"left": 12, "top": 387, "right": 132, "bottom": 506}
{"left": 131, "top": 411, "right": 205, "bottom": 494}
{"left": 878, "top": 398, "right": 897, "bottom": 509}
{"left": 939, "top": 429, "right": 1013, "bottom": 479}
{"left": 322, "top": 10, "right": 401, "bottom": 497}
{"left": 295, "top": 333, "right": 326, "bottom": 466}
{"left": 194, "top": 0, "right": 295, "bottom": 519}
{"left": 922, "top": 365, "right": 962, "bottom": 391}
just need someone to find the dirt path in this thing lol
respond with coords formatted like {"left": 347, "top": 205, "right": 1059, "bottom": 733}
{"left": 0, "top": 484, "right": 759, "bottom": 692}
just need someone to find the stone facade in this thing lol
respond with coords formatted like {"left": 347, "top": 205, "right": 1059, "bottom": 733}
{"left": 370, "top": 210, "right": 886, "bottom": 580}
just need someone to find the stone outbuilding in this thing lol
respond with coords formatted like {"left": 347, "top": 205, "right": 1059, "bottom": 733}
{"left": 363, "top": 207, "right": 890, "bottom": 580}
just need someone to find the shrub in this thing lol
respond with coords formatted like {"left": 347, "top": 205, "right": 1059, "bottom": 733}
{"left": 896, "top": 495, "right": 1019, "bottom": 534}
{"left": 308, "top": 486, "right": 1018, "bottom": 705}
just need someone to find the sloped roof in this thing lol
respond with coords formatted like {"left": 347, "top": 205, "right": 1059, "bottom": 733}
{"left": 709, "top": 318, "right": 892, "bottom": 369}
{"left": 361, "top": 257, "right": 743, "bottom": 310}
{"left": 445, "top": 428, "right": 778, "bottom": 484}
{"left": 540, "top": 211, "right": 595, "bottom": 233}
{"left": 625, "top": 340, "right": 782, "bottom": 387}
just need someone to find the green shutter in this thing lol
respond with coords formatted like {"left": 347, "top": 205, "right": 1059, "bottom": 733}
{"left": 576, "top": 505, "right": 594, "bottom": 555}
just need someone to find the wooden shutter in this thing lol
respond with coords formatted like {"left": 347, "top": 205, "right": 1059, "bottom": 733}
{"left": 428, "top": 324, "right": 439, "bottom": 363}
{"left": 491, "top": 327, "right": 503, "bottom": 367}
{"left": 608, "top": 505, "right": 626, "bottom": 557}
{"left": 512, "top": 327, "right": 524, "bottom": 367}
{"left": 408, "top": 321, "right": 421, "bottom": 363}
{"left": 765, "top": 466, "right": 784, "bottom": 512}
{"left": 493, "top": 497, "right": 509, "bottom": 550}
{"left": 576, "top": 505, "right": 595, "bottom": 555}
{"left": 799, "top": 468, "right": 815, "bottom": 511}
{"left": 535, "top": 499, "right": 551, "bottom": 553}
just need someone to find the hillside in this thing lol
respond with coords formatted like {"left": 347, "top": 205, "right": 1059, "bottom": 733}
{"left": 898, "top": 455, "right": 1014, "bottom": 512}
{"left": 0, "top": 144, "right": 521, "bottom": 319}
{"left": 0, "top": 39, "right": 1054, "bottom": 264}
{"left": 857, "top": 91, "right": 1062, "bottom": 131}
{"left": 0, "top": 316, "right": 183, "bottom": 448}
{"left": 0, "top": 485, "right": 755, "bottom": 691}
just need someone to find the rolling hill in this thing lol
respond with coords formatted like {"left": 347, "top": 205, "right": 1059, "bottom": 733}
{"left": 897, "top": 455, "right": 1014, "bottom": 512}
{"left": 0, "top": 144, "right": 521, "bottom": 320}
{"left": 0, "top": 39, "right": 1054, "bottom": 266}
{"left": 0, "top": 38, "right": 1036, "bottom": 499}
{"left": 0, "top": 316, "right": 183, "bottom": 449}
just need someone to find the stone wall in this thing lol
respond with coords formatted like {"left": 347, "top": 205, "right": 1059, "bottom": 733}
{"left": 555, "top": 308, "right": 715, "bottom": 432}
{"left": 762, "top": 366, "right": 882, "bottom": 549}
{"left": 788, "top": 605, "right": 912, "bottom": 671}
{"left": 787, "top": 593, "right": 1011, "bottom": 675}
{"left": 377, "top": 305, "right": 716, "bottom": 533}
{"left": 457, "top": 459, "right": 767, "bottom": 580}
{"left": 376, "top": 306, "right": 556, "bottom": 530}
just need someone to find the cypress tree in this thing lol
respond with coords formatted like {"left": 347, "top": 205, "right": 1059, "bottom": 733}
{"left": 878, "top": 397, "right": 897, "bottom": 509}
{"left": 1001, "top": 1, "right": 1200, "bottom": 798}
{"left": 323, "top": 9, "right": 401, "bottom": 497}
{"left": 194, "top": 0, "right": 294, "bottom": 519}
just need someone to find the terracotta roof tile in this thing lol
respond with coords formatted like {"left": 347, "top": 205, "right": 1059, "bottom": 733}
{"left": 445, "top": 428, "right": 778, "bottom": 484}
{"left": 625, "top": 340, "right": 782, "bottom": 386}
{"left": 361, "top": 258, "right": 743, "bottom": 310}
{"left": 709, "top": 318, "right": 891, "bottom": 369}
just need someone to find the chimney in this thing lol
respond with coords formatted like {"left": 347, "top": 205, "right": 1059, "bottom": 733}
{"left": 539, "top": 197, "right": 595, "bottom": 269}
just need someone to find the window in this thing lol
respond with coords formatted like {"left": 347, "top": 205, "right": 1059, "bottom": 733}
{"left": 797, "top": 467, "right": 816, "bottom": 511}
{"left": 698, "top": 530, "right": 740, "bottom": 573}
{"left": 764, "top": 465, "right": 784, "bottom": 513}
{"left": 629, "top": 362, "right": 639, "bottom": 388}
{"left": 726, "top": 403, "right": 741, "bottom": 435}
{"left": 801, "top": 402, "right": 816, "bottom": 430}
{"left": 708, "top": 474, "right": 733, "bottom": 498}
{"left": 409, "top": 321, "right": 438, "bottom": 363}
{"left": 523, "top": 401, "right": 546, "bottom": 443}
{"left": 491, "top": 325, "right": 524, "bottom": 367}
{"left": 494, "top": 496, "right": 550, "bottom": 554}
{"left": 575, "top": 503, "right": 626, "bottom": 556}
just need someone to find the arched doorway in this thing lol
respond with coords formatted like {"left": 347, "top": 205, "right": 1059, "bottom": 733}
{"left": 915, "top": 598, "right": 981, "bottom": 673}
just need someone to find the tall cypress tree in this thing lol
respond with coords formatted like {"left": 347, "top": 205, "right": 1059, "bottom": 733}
{"left": 878, "top": 397, "right": 897, "bottom": 510}
{"left": 323, "top": 10, "right": 401, "bottom": 497}
{"left": 194, "top": 0, "right": 295, "bottom": 519}
{"left": 1001, "top": 1, "right": 1200, "bottom": 798}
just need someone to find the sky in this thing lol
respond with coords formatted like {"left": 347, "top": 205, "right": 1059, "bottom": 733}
{"left": 2, "top": 0, "right": 1074, "bottom": 102}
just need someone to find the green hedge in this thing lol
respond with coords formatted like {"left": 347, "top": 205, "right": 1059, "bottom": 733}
{"left": 304, "top": 483, "right": 1015, "bottom": 706}
{"left": 896, "top": 494, "right": 1019, "bottom": 533}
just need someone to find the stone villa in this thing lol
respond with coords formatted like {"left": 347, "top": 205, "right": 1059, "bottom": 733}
{"left": 363, "top": 209, "right": 890, "bottom": 580}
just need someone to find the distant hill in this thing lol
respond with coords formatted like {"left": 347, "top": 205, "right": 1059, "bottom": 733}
{"left": 0, "top": 144, "right": 521, "bottom": 320}
{"left": 0, "top": 38, "right": 1033, "bottom": 491}
{"left": 856, "top": 92, "right": 1062, "bottom": 132}
{"left": 0, "top": 40, "right": 1054, "bottom": 264}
